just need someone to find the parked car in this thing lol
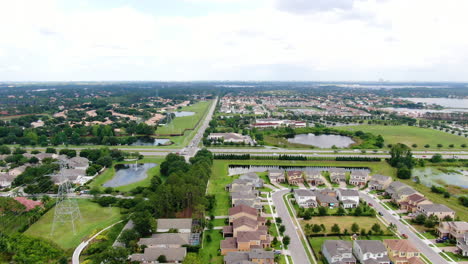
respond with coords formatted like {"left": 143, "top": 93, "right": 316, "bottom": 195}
{"left": 368, "top": 203, "right": 373, "bottom": 207}
{"left": 379, "top": 212, "right": 383, "bottom": 216}
{"left": 402, "top": 234, "right": 408, "bottom": 238}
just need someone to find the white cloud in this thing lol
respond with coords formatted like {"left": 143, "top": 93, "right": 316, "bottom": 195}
{"left": 0, "top": 0, "right": 468, "bottom": 81}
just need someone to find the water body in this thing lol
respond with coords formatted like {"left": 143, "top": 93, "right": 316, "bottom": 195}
{"left": 382, "top": 107, "right": 468, "bottom": 113}
{"left": 131, "top": 136, "right": 171, "bottom": 146}
{"left": 401, "top": 98, "right": 468, "bottom": 109}
{"left": 411, "top": 167, "right": 468, "bottom": 188}
{"left": 174, "top": 111, "right": 195, "bottom": 117}
{"left": 287, "top": 133, "right": 355, "bottom": 148}
{"left": 103, "top": 163, "right": 157, "bottom": 187}
{"left": 228, "top": 165, "right": 369, "bottom": 176}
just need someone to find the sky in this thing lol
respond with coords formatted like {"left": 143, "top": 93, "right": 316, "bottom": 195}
{"left": 1, "top": 0, "right": 468, "bottom": 82}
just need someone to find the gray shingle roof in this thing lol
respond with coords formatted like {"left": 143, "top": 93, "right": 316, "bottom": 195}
{"left": 355, "top": 240, "right": 387, "bottom": 254}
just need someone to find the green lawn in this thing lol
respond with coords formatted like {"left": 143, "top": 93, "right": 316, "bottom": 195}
{"left": 156, "top": 101, "right": 211, "bottom": 135}
{"left": 87, "top": 157, "right": 164, "bottom": 192}
{"left": 200, "top": 229, "right": 223, "bottom": 264}
{"left": 341, "top": 125, "right": 468, "bottom": 149}
{"left": 302, "top": 216, "right": 388, "bottom": 235}
{"left": 211, "top": 218, "right": 226, "bottom": 227}
{"left": 25, "top": 199, "right": 121, "bottom": 250}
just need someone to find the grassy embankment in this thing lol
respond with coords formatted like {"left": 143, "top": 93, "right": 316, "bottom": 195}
{"left": 25, "top": 199, "right": 121, "bottom": 250}
{"left": 341, "top": 125, "right": 467, "bottom": 150}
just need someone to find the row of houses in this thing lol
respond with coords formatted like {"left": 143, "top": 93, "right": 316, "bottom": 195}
{"left": 438, "top": 221, "right": 468, "bottom": 256}
{"left": 129, "top": 218, "right": 195, "bottom": 263}
{"left": 294, "top": 188, "right": 360, "bottom": 209}
{"left": 386, "top": 181, "right": 456, "bottom": 220}
{"left": 268, "top": 168, "right": 372, "bottom": 187}
{"left": 226, "top": 172, "right": 264, "bottom": 210}
{"left": 0, "top": 153, "right": 91, "bottom": 188}
{"left": 322, "top": 239, "right": 424, "bottom": 264}
{"left": 252, "top": 118, "right": 307, "bottom": 129}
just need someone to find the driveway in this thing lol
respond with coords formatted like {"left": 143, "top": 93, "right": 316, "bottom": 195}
{"left": 271, "top": 189, "right": 311, "bottom": 264}
{"left": 359, "top": 192, "right": 451, "bottom": 264}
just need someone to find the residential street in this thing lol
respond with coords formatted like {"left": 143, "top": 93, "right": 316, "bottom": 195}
{"left": 359, "top": 192, "right": 452, "bottom": 264}
{"left": 271, "top": 189, "right": 311, "bottom": 264}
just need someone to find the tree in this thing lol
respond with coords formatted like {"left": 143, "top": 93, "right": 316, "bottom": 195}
{"left": 318, "top": 206, "right": 327, "bottom": 216}
{"left": 282, "top": 236, "right": 291, "bottom": 247}
{"left": 182, "top": 253, "right": 202, "bottom": 264}
{"left": 303, "top": 209, "right": 313, "bottom": 220}
{"left": 275, "top": 217, "right": 282, "bottom": 224}
{"left": 371, "top": 223, "right": 382, "bottom": 234}
{"left": 279, "top": 225, "right": 286, "bottom": 234}
{"left": 93, "top": 247, "right": 129, "bottom": 264}
{"left": 353, "top": 206, "right": 362, "bottom": 216}
{"left": 336, "top": 207, "right": 346, "bottom": 216}
{"left": 312, "top": 224, "right": 322, "bottom": 234}
{"left": 413, "top": 214, "right": 427, "bottom": 225}
{"left": 430, "top": 153, "right": 443, "bottom": 163}
{"left": 157, "top": 255, "right": 167, "bottom": 263}
{"left": 118, "top": 228, "right": 140, "bottom": 248}
{"left": 331, "top": 224, "right": 340, "bottom": 233}
{"left": 397, "top": 167, "right": 411, "bottom": 179}
{"left": 131, "top": 211, "right": 155, "bottom": 237}
{"left": 388, "top": 143, "right": 414, "bottom": 169}
{"left": 351, "top": 222, "right": 360, "bottom": 233}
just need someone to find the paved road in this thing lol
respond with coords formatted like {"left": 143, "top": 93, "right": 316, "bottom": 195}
{"left": 72, "top": 220, "right": 123, "bottom": 264}
{"left": 359, "top": 192, "right": 451, "bottom": 264}
{"left": 272, "top": 189, "right": 310, "bottom": 264}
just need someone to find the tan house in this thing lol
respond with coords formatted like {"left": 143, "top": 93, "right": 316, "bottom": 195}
{"left": 438, "top": 221, "right": 468, "bottom": 239}
{"left": 416, "top": 204, "right": 455, "bottom": 220}
{"left": 268, "top": 169, "right": 285, "bottom": 183}
{"left": 398, "top": 193, "right": 431, "bottom": 213}
{"left": 304, "top": 171, "right": 324, "bottom": 186}
{"left": 368, "top": 174, "right": 393, "bottom": 190}
{"left": 349, "top": 170, "right": 369, "bottom": 187}
{"left": 383, "top": 239, "right": 424, "bottom": 264}
{"left": 229, "top": 204, "right": 258, "bottom": 223}
{"left": 286, "top": 171, "right": 304, "bottom": 185}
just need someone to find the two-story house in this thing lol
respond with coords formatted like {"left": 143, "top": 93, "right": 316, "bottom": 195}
{"left": 349, "top": 170, "right": 369, "bottom": 187}
{"left": 416, "top": 203, "right": 455, "bottom": 220}
{"left": 287, "top": 170, "right": 304, "bottom": 185}
{"left": 328, "top": 168, "right": 347, "bottom": 184}
{"left": 293, "top": 189, "right": 317, "bottom": 208}
{"left": 383, "top": 239, "right": 423, "bottom": 264}
{"left": 353, "top": 240, "right": 390, "bottom": 264}
{"left": 322, "top": 240, "right": 356, "bottom": 264}
{"left": 268, "top": 169, "right": 285, "bottom": 183}
{"left": 304, "top": 170, "right": 324, "bottom": 186}
{"left": 368, "top": 174, "right": 393, "bottom": 190}
{"left": 336, "top": 189, "right": 360, "bottom": 208}
{"left": 438, "top": 221, "right": 468, "bottom": 240}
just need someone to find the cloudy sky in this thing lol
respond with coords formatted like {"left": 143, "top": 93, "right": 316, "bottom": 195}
{"left": 1, "top": 0, "right": 468, "bottom": 81}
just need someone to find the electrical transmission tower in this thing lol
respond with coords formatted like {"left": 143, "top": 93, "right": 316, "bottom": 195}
{"left": 50, "top": 160, "right": 81, "bottom": 235}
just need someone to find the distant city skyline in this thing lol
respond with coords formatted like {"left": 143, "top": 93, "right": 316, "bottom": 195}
{"left": 1, "top": 0, "right": 468, "bottom": 82}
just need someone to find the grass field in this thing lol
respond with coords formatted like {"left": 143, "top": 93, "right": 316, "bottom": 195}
{"left": 25, "top": 199, "right": 121, "bottom": 250}
{"left": 199, "top": 229, "right": 223, "bottom": 264}
{"left": 301, "top": 216, "right": 387, "bottom": 235}
{"left": 87, "top": 157, "right": 164, "bottom": 192}
{"left": 156, "top": 101, "right": 211, "bottom": 135}
{"left": 341, "top": 125, "right": 468, "bottom": 149}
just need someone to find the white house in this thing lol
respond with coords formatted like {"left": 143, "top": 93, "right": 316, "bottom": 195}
{"left": 293, "top": 189, "right": 317, "bottom": 208}
{"left": 353, "top": 240, "right": 390, "bottom": 264}
{"left": 336, "top": 189, "right": 360, "bottom": 208}
{"left": 157, "top": 218, "right": 192, "bottom": 233}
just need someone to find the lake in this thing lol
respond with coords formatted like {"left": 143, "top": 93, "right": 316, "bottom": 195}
{"left": 228, "top": 164, "right": 369, "bottom": 176}
{"left": 401, "top": 98, "right": 468, "bottom": 109}
{"left": 411, "top": 167, "right": 468, "bottom": 188}
{"left": 103, "top": 163, "right": 157, "bottom": 187}
{"left": 287, "top": 133, "right": 355, "bottom": 148}
{"left": 174, "top": 111, "right": 195, "bottom": 117}
{"left": 131, "top": 137, "right": 171, "bottom": 146}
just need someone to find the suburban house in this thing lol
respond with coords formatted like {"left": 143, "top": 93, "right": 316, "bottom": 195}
{"left": 321, "top": 240, "right": 356, "bottom": 264}
{"left": 304, "top": 170, "right": 324, "bottom": 186}
{"left": 8, "top": 165, "right": 28, "bottom": 177}
{"left": 137, "top": 233, "right": 190, "bottom": 248}
{"left": 66, "top": 156, "right": 90, "bottom": 170}
{"left": 368, "top": 174, "right": 393, "bottom": 190}
{"left": 268, "top": 169, "right": 285, "bottom": 183}
{"left": 328, "top": 168, "right": 347, "bottom": 183}
{"left": 353, "top": 240, "right": 390, "bottom": 264}
{"left": 457, "top": 233, "right": 468, "bottom": 257}
{"left": 316, "top": 190, "right": 339, "bottom": 208}
{"left": 383, "top": 239, "right": 423, "bottom": 264}
{"left": 416, "top": 204, "right": 455, "bottom": 220}
{"left": 0, "top": 173, "right": 14, "bottom": 188}
{"left": 229, "top": 204, "right": 260, "bottom": 223}
{"left": 221, "top": 212, "right": 271, "bottom": 255}
{"left": 349, "top": 170, "right": 369, "bottom": 187}
{"left": 336, "top": 189, "right": 360, "bottom": 208}
{"left": 230, "top": 191, "right": 262, "bottom": 210}
{"left": 238, "top": 172, "right": 264, "bottom": 188}
{"left": 438, "top": 221, "right": 468, "bottom": 239}
{"left": 224, "top": 249, "right": 275, "bottom": 264}
{"left": 130, "top": 247, "right": 186, "bottom": 263}
{"left": 286, "top": 170, "right": 304, "bottom": 185}
{"left": 226, "top": 179, "right": 255, "bottom": 192}
{"left": 398, "top": 193, "right": 431, "bottom": 213}
{"left": 293, "top": 189, "right": 317, "bottom": 208}
{"left": 156, "top": 218, "right": 192, "bottom": 233}
{"left": 208, "top": 133, "right": 255, "bottom": 145}
{"left": 386, "top": 182, "right": 418, "bottom": 203}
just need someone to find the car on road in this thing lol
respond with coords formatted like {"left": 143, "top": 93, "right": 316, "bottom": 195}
{"left": 368, "top": 203, "right": 373, "bottom": 207}
{"left": 378, "top": 212, "right": 383, "bottom": 216}
{"left": 402, "top": 234, "right": 408, "bottom": 238}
